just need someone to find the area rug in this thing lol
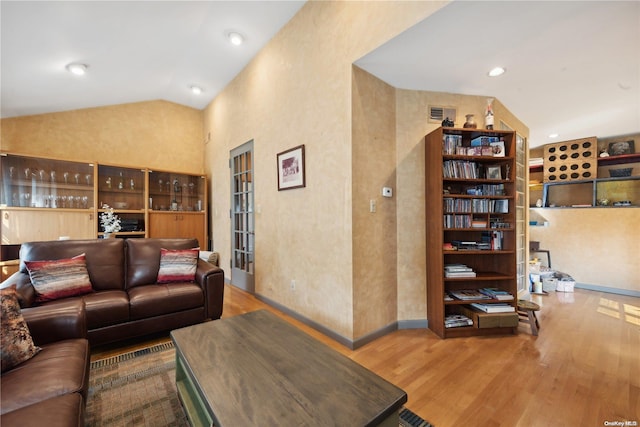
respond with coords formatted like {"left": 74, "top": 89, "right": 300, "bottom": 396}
{"left": 86, "top": 342, "right": 433, "bottom": 427}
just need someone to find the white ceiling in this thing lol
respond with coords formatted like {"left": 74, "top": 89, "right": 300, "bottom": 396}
{"left": 0, "top": 1, "right": 305, "bottom": 117}
{"left": 1, "top": 1, "right": 638, "bottom": 148}
{"left": 356, "top": 1, "right": 640, "bottom": 147}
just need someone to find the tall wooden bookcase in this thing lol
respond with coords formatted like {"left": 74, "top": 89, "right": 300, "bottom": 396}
{"left": 425, "top": 127, "right": 518, "bottom": 338}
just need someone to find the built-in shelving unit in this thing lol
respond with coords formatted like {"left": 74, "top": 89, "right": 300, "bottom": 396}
{"left": 1, "top": 153, "right": 208, "bottom": 248}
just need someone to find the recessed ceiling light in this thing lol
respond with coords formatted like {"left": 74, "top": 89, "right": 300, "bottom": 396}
{"left": 487, "top": 67, "right": 506, "bottom": 77}
{"left": 189, "top": 85, "right": 203, "bottom": 95}
{"left": 226, "top": 31, "right": 244, "bottom": 46}
{"left": 66, "top": 63, "right": 88, "bottom": 76}
{"left": 548, "top": 133, "right": 559, "bottom": 139}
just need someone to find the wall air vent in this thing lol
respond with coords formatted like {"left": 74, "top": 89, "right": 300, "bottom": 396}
{"left": 428, "top": 106, "right": 457, "bottom": 124}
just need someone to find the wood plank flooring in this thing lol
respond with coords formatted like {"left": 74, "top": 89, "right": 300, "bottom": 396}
{"left": 92, "top": 285, "right": 640, "bottom": 426}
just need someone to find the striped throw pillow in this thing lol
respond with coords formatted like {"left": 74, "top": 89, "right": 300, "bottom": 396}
{"left": 157, "top": 248, "right": 199, "bottom": 283}
{"left": 24, "top": 254, "right": 93, "bottom": 303}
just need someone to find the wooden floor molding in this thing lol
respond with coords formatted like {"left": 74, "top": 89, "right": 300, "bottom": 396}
{"left": 92, "top": 284, "right": 640, "bottom": 426}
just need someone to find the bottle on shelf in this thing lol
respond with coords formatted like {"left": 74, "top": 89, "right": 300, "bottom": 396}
{"left": 485, "top": 98, "right": 494, "bottom": 130}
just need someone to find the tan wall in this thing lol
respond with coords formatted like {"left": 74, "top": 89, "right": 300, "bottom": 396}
{"left": 529, "top": 208, "right": 639, "bottom": 292}
{"left": 352, "top": 66, "right": 397, "bottom": 338}
{"left": 1, "top": 100, "right": 205, "bottom": 173}
{"left": 203, "top": 1, "right": 448, "bottom": 340}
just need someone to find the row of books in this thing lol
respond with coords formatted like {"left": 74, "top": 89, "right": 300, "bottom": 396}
{"left": 442, "top": 135, "right": 463, "bottom": 155}
{"left": 442, "top": 160, "right": 480, "bottom": 179}
{"left": 463, "top": 184, "right": 506, "bottom": 196}
{"left": 443, "top": 215, "right": 512, "bottom": 231}
{"left": 443, "top": 198, "right": 509, "bottom": 213}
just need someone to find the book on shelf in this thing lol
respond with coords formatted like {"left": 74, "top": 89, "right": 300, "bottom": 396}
{"left": 444, "top": 263, "right": 473, "bottom": 271}
{"left": 470, "top": 303, "right": 515, "bottom": 313}
{"left": 445, "top": 271, "right": 477, "bottom": 278}
{"left": 449, "top": 289, "right": 491, "bottom": 301}
{"left": 444, "top": 264, "right": 476, "bottom": 278}
{"left": 445, "top": 314, "right": 473, "bottom": 328}
{"left": 479, "top": 288, "right": 514, "bottom": 301}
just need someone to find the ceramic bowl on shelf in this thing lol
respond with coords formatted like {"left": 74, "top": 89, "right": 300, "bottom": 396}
{"left": 113, "top": 202, "right": 128, "bottom": 209}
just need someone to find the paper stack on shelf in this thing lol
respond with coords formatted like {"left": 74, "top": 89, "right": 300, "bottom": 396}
{"left": 470, "top": 302, "right": 515, "bottom": 313}
{"left": 444, "top": 264, "right": 476, "bottom": 278}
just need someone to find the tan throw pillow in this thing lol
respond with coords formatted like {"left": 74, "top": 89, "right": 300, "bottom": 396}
{"left": 1, "top": 285, "right": 41, "bottom": 373}
{"left": 24, "top": 253, "right": 93, "bottom": 303}
{"left": 207, "top": 252, "right": 219, "bottom": 266}
{"left": 157, "top": 248, "right": 199, "bottom": 283}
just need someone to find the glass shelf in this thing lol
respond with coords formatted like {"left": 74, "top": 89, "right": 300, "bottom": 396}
{"left": 1, "top": 153, "right": 94, "bottom": 209}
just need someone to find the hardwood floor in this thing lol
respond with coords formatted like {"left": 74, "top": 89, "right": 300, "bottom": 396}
{"left": 92, "top": 285, "right": 640, "bottom": 426}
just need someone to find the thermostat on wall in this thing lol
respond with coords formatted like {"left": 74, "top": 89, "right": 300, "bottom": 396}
{"left": 382, "top": 187, "right": 393, "bottom": 198}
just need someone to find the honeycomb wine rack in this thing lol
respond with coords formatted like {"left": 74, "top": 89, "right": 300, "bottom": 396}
{"left": 543, "top": 136, "right": 597, "bottom": 183}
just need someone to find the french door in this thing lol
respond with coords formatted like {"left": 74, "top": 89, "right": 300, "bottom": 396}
{"left": 230, "top": 141, "right": 254, "bottom": 292}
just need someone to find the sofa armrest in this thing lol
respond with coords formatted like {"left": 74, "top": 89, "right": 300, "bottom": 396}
{"left": 195, "top": 259, "right": 225, "bottom": 320}
{"left": 0, "top": 271, "right": 37, "bottom": 308}
{"left": 22, "top": 299, "right": 88, "bottom": 345}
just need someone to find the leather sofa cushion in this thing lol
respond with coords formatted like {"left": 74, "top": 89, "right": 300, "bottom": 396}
{"left": 0, "top": 338, "right": 89, "bottom": 414}
{"left": 0, "top": 393, "right": 84, "bottom": 427}
{"left": 19, "top": 239, "right": 125, "bottom": 291}
{"left": 125, "top": 238, "right": 199, "bottom": 288}
{"left": 128, "top": 283, "right": 203, "bottom": 320}
{"left": 83, "top": 291, "right": 129, "bottom": 329}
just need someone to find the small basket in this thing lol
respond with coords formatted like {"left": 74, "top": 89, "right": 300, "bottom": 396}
{"left": 609, "top": 167, "right": 633, "bottom": 178}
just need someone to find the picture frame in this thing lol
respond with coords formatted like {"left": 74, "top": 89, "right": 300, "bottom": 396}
{"left": 277, "top": 144, "right": 306, "bottom": 191}
{"left": 607, "top": 140, "right": 635, "bottom": 156}
{"left": 486, "top": 166, "right": 502, "bottom": 180}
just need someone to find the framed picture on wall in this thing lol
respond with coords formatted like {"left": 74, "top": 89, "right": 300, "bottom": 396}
{"left": 486, "top": 165, "right": 502, "bottom": 180}
{"left": 277, "top": 145, "right": 306, "bottom": 190}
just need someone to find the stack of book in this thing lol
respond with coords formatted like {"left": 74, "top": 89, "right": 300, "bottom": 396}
{"left": 444, "top": 264, "right": 476, "bottom": 278}
{"left": 448, "top": 289, "right": 490, "bottom": 300}
{"left": 445, "top": 314, "right": 473, "bottom": 328}
{"left": 479, "top": 288, "right": 514, "bottom": 301}
{"left": 470, "top": 302, "right": 515, "bottom": 313}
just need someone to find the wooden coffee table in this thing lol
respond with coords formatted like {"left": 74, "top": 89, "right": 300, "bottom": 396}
{"left": 170, "top": 310, "right": 407, "bottom": 427}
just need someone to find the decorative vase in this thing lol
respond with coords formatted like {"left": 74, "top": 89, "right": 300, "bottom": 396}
{"left": 463, "top": 114, "right": 477, "bottom": 129}
{"left": 103, "top": 233, "right": 113, "bottom": 239}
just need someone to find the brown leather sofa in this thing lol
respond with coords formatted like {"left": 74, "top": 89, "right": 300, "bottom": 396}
{"left": 1, "top": 299, "right": 90, "bottom": 426}
{"left": 2, "top": 238, "right": 225, "bottom": 346}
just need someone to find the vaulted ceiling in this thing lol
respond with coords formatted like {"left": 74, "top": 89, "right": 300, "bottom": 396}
{"left": 2, "top": 1, "right": 638, "bottom": 148}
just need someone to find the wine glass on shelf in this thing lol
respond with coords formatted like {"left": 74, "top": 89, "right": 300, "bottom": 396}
{"left": 188, "top": 182, "right": 194, "bottom": 195}
{"left": 50, "top": 171, "right": 56, "bottom": 183}
{"left": 158, "top": 179, "right": 163, "bottom": 192}
{"left": 63, "top": 172, "right": 69, "bottom": 184}
{"left": 24, "top": 168, "right": 31, "bottom": 181}
{"left": 74, "top": 173, "right": 80, "bottom": 185}
{"left": 82, "top": 196, "right": 88, "bottom": 208}
{"left": 85, "top": 174, "right": 91, "bottom": 186}
{"left": 39, "top": 170, "right": 45, "bottom": 182}
{"left": 9, "top": 167, "right": 15, "bottom": 179}
{"left": 61, "top": 196, "right": 67, "bottom": 208}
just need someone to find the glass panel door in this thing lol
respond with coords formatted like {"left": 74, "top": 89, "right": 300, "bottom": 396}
{"left": 230, "top": 141, "right": 254, "bottom": 292}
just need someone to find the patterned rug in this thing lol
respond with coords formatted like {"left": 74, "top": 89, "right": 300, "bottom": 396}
{"left": 86, "top": 342, "right": 433, "bottom": 427}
